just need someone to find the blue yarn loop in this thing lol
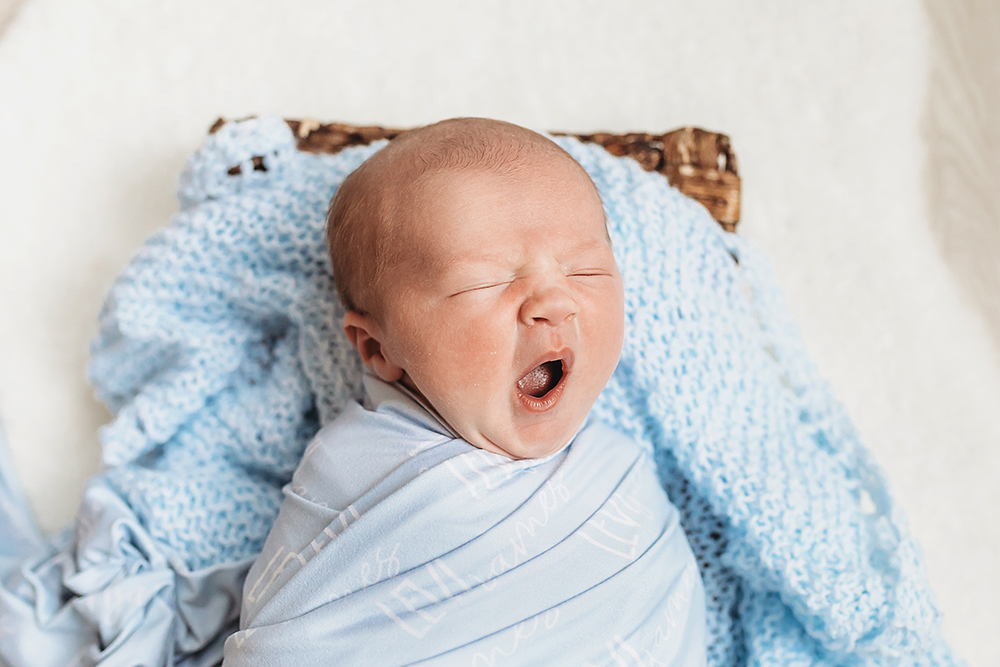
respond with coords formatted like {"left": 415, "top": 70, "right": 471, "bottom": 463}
{"left": 87, "top": 116, "right": 959, "bottom": 666}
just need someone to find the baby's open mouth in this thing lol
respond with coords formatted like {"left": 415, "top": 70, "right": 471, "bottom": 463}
{"left": 517, "top": 360, "right": 565, "bottom": 399}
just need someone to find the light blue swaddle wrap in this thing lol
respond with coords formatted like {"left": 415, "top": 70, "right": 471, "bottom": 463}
{"left": 0, "top": 116, "right": 963, "bottom": 666}
{"left": 224, "top": 375, "right": 706, "bottom": 665}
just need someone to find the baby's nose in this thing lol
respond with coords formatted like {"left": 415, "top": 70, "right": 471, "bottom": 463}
{"left": 519, "top": 282, "right": 579, "bottom": 327}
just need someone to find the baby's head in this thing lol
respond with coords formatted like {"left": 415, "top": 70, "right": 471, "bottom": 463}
{"left": 328, "top": 118, "right": 624, "bottom": 459}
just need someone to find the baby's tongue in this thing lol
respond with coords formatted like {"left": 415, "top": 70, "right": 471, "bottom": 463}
{"left": 517, "top": 361, "right": 559, "bottom": 398}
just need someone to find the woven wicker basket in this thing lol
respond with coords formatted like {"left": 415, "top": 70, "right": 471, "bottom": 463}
{"left": 211, "top": 118, "right": 741, "bottom": 232}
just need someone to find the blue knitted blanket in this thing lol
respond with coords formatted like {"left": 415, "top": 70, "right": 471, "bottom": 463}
{"left": 0, "top": 116, "right": 961, "bottom": 666}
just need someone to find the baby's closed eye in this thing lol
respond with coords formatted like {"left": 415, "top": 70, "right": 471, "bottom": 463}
{"left": 449, "top": 280, "right": 514, "bottom": 297}
{"left": 565, "top": 265, "right": 619, "bottom": 285}
{"left": 568, "top": 269, "right": 614, "bottom": 278}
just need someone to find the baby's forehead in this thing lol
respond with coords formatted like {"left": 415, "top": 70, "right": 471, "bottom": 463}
{"left": 379, "top": 141, "right": 578, "bottom": 190}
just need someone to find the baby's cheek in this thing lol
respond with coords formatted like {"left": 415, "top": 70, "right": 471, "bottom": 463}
{"left": 417, "top": 317, "right": 504, "bottom": 392}
{"left": 591, "top": 297, "right": 626, "bottom": 370}
{"left": 456, "top": 323, "right": 505, "bottom": 373}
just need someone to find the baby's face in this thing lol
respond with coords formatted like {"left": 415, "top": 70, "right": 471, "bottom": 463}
{"left": 365, "top": 154, "right": 623, "bottom": 459}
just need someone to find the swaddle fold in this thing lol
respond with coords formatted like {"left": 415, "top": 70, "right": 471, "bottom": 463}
{"left": 224, "top": 378, "right": 706, "bottom": 666}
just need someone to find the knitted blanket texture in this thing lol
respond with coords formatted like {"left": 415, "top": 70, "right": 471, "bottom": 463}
{"left": 1, "top": 116, "right": 961, "bottom": 666}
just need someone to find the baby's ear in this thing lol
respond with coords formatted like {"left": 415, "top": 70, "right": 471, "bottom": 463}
{"left": 342, "top": 311, "right": 405, "bottom": 383}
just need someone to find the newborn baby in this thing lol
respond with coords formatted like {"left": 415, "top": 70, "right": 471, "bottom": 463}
{"left": 224, "top": 119, "right": 707, "bottom": 665}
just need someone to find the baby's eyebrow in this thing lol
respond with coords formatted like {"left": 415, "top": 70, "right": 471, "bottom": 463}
{"left": 457, "top": 249, "right": 512, "bottom": 263}
{"left": 436, "top": 255, "right": 512, "bottom": 280}
{"left": 548, "top": 238, "right": 616, "bottom": 262}
{"left": 448, "top": 239, "right": 611, "bottom": 266}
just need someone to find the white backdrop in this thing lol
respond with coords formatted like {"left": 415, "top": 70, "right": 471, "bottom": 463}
{"left": 0, "top": 1, "right": 996, "bottom": 664}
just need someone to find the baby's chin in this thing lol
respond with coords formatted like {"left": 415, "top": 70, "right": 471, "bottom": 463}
{"left": 473, "top": 438, "right": 568, "bottom": 461}
{"left": 400, "top": 374, "right": 586, "bottom": 460}
{"left": 469, "top": 419, "right": 585, "bottom": 460}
